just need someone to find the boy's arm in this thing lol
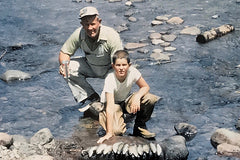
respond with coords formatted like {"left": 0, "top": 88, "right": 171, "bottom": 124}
{"left": 130, "top": 76, "right": 150, "bottom": 114}
{"left": 97, "top": 92, "right": 115, "bottom": 143}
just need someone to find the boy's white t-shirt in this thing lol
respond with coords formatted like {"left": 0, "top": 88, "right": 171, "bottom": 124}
{"left": 101, "top": 66, "right": 141, "bottom": 103}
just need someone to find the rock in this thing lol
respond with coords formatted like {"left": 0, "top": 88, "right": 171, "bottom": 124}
{"left": 164, "top": 46, "right": 176, "bottom": 52}
{"left": 124, "top": 43, "right": 148, "bottom": 50}
{"left": 211, "top": 128, "right": 240, "bottom": 148}
{"left": 150, "top": 52, "right": 171, "bottom": 61}
{"left": 161, "top": 34, "right": 177, "bottom": 42}
{"left": 125, "top": 1, "right": 133, "bottom": 6}
{"left": 30, "top": 128, "right": 54, "bottom": 146}
{"left": 0, "top": 70, "right": 31, "bottom": 82}
{"left": 108, "top": 0, "right": 122, "bottom": 2}
{"left": 116, "top": 24, "right": 129, "bottom": 33}
{"left": 24, "top": 155, "right": 54, "bottom": 160}
{"left": 160, "top": 42, "right": 171, "bottom": 47}
{"left": 235, "top": 118, "right": 240, "bottom": 130}
{"left": 212, "top": 14, "right": 219, "bottom": 19}
{"left": 0, "top": 132, "right": 13, "bottom": 148}
{"left": 180, "top": 26, "right": 201, "bottom": 35}
{"left": 167, "top": 17, "right": 184, "bottom": 25}
{"left": 128, "top": 16, "right": 137, "bottom": 22}
{"left": 217, "top": 143, "right": 240, "bottom": 158}
{"left": 151, "top": 20, "right": 163, "bottom": 26}
{"left": 155, "top": 15, "right": 169, "bottom": 21}
{"left": 161, "top": 135, "right": 189, "bottom": 160}
{"left": 174, "top": 123, "right": 198, "bottom": 141}
{"left": 151, "top": 39, "right": 165, "bottom": 45}
{"left": 152, "top": 48, "right": 163, "bottom": 53}
{"left": 149, "top": 32, "right": 162, "bottom": 39}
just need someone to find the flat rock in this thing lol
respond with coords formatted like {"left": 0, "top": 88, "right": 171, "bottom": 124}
{"left": 180, "top": 26, "right": 201, "bottom": 35}
{"left": 151, "top": 39, "right": 165, "bottom": 45}
{"left": 124, "top": 43, "right": 148, "bottom": 50}
{"left": 167, "top": 17, "right": 184, "bottom": 25}
{"left": 150, "top": 52, "right": 171, "bottom": 61}
{"left": 164, "top": 46, "right": 177, "bottom": 52}
{"left": 24, "top": 155, "right": 54, "bottom": 160}
{"left": 151, "top": 20, "right": 163, "bottom": 26}
{"left": 160, "top": 42, "right": 171, "bottom": 47}
{"left": 149, "top": 32, "right": 162, "bottom": 39}
{"left": 161, "top": 34, "right": 177, "bottom": 42}
{"left": 155, "top": 15, "right": 169, "bottom": 21}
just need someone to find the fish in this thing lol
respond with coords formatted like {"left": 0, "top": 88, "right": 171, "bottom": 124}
{"left": 103, "top": 145, "right": 113, "bottom": 155}
{"left": 113, "top": 142, "right": 124, "bottom": 154}
{"left": 96, "top": 143, "right": 107, "bottom": 154}
{"left": 137, "top": 144, "right": 143, "bottom": 156}
{"left": 117, "top": 142, "right": 125, "bottom": 154}
{"left": 122, "top": 143, "right": 129, "bottom": 155}
{"left": 150, "top": 143, "right": 157, "bottom": 154}
{"left": 156, "top": 144, "right": 162, "bottom": 156}
{"left": 142, "top": 144, "right": 150, "bottom": 154}
{"left": 129, "top": 144, "right": 139, "bottom": 157}
{"left": 88, "top": 146, "right": 98, "bottom": 157}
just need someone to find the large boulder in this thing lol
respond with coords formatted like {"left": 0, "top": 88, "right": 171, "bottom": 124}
{"left": 0, "top": 132, "right": 13, "bottom": 148}
{"left": 0, "top": 70, "right": 31, "bottom": 82}
{"left": 161, "top": 135, "right": 189, "bottom": 160}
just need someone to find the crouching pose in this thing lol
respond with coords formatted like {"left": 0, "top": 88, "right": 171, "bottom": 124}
{"left": 97, "top": 50, "right": 160, "bottom": 144}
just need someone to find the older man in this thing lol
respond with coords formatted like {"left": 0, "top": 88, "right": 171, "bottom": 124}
{"left": 59, "top": 6, "right": 123, "bottom": 105}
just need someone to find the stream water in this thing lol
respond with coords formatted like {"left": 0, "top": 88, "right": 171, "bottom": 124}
{"left": 0, "top": 0, "right": 240, "bottom": 159}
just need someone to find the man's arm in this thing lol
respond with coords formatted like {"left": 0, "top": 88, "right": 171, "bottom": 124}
{"left": 130, "top": 76, "right": 150, "bottom": 114}
{"left": 58, "top": 51, "right": 71, "bottom": 76}
{"left": 97, "top": 92, "right": 115, "bottom": 143}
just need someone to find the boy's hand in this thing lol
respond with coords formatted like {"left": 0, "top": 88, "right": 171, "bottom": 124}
{"left": 97, "top": 133, "right": 113, "bottom": 144}
{"left": 130, "top": 96, "right": 141, "bottom": 114}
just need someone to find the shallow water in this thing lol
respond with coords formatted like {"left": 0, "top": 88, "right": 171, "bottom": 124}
{"left": 0, "top": 0, "right": 240, "bottom": 159}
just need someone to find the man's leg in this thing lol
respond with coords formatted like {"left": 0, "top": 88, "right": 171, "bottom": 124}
{"left": 68, "top": 57, "right": 99, "bottom": 103}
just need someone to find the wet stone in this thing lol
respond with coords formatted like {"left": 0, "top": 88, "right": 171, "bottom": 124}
{"left": 174, "top": 122, "right": 198, "bottom": 141}
{"left": 149, "top": 32, "right": 162, "bottom": 39}
{"left": 0, "top": 132, "right": 13, "bottom": 147}
{"left": 151, "top": 39, "right": 165, "bottom": 45}
{"left": 0, "top": 70, "right": 31, "bottom": 82}
{"left": 128, "top": 16, "right": 137, "bottom": 22}
{"left": 160, "top": 42, "right": 171, "bottom": 47}
{"left": 124, "top": 43, "right": 148, "bottom": 50}
{"left": 180, "top": 26, "right": 201, "bottom": 35}
{"left": 151, "top": 20, "right": 163, "bottom": 26}
{"left": 167, "top": 16, "right": 184, "bottom": 25}
{"left": 161, "top": 34, "right": 177, "bottom": 42}
{"left": 155, "top": 15, "right": 169, "bottom": 21}
{"left": 164, "top": 46, "right": 176, "bottom": 52}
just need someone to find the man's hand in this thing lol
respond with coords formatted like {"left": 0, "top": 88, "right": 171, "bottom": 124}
{"left": 59, "top": 61, "right": 69, "bottom": 78}
{"left": 97, "top": 133, "right": 113, "bottom": 144}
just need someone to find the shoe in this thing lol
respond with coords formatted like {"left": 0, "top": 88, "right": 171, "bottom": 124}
{"left": 79, "top": 92, "right": 100, "bottom": 106}
{"left": 133, "top": 126, "right": 156, "bottom": 140}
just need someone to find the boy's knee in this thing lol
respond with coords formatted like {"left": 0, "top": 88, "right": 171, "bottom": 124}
{"left": 142, "top": 93, "right": 161, "bottom": 105}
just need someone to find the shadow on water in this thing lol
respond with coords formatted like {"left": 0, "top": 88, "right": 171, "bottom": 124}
{"left": 0, "top": 0, "right": 240, "bottom": 159}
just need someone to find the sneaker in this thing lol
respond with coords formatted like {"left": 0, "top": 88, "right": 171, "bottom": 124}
{"left": 79, "top": 92, "right": 100, "bottom": 106}
{"left": 133, "top": 126, "right": 156, "bottom": 140}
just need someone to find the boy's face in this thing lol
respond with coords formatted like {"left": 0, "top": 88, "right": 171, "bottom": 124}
{"left": 112, "top": 58, "right": 130, "bottom": 81}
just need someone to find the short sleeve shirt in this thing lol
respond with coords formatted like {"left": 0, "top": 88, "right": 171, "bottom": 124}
{"left": 61, "top": 25, "right": 123, "bottom": 66}
{"left": 101, "top": 66, "right": 141, "bottom": 103}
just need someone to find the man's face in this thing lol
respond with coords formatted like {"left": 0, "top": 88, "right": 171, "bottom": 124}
{"left": 112, "top": 58, "right": 130, "bottom": 82}
{"left": 80, "top": 15, "right": 101, "bottom": 39}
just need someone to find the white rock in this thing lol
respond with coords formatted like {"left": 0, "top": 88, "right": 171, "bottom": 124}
{"left": 180, "top": 26, "right": 201, "bottom": 35}
{"left": 167, "top": 17, "right": 184, "bottom": 25}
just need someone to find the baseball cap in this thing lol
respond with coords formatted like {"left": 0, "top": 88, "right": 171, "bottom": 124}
{"left": 79, "top": 6, "right": 99, "bottom": 19}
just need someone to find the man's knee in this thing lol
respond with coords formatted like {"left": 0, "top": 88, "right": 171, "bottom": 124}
{"left": 141, "top": 93, "right": 161, "bottom": 106}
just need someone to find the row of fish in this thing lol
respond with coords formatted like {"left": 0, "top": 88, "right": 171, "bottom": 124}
{"left": 80, "top": 142, "right": 164, "bottom": 160}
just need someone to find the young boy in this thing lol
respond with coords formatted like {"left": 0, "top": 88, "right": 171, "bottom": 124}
{"left": 97, "top": 50, "right": 160, "bottom": 144}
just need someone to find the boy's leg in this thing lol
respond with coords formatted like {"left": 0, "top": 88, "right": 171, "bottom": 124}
{"left": 125, "top": 93, "right": 160, "bottom": 138}
{"left": 99, "top": 104, "right": 127, "bottom": 136}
